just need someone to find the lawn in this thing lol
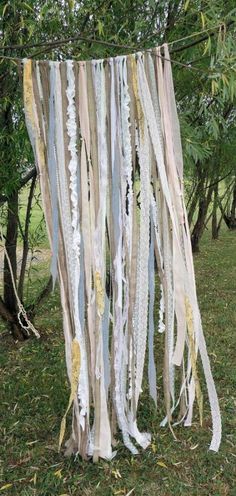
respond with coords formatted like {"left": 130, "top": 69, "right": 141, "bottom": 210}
{"left": 0, "top": 228, "right": 236, "bottom": 496}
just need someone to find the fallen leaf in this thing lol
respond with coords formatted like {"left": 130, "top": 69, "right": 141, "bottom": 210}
{"left": 157, "top": 461, "right": 167, "bottom": 468}
{"left": 30, "top": 472, "right": 37, "bottom": 486}
{"left": 26, "top": 440, "right": 38, "bottom": 446}
{"left": 0, "top": 484, "right": 13, "bottom": 491}
{"left": 151, "top": 443, "right": 157, "bottom": 453}
{"left": 54, "top": 469, "right": 62, "bottom": 479}
{"left": 125, "top": 489, "right": 135, "bottom": 496}
{"left": 112, "top": 469, "right": 122, "bottom": 479}
{"left": 190, "top": 443, "right": 199, "bottom": 450}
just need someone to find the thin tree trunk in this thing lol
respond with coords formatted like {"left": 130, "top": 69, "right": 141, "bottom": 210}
{"left": 18, "top": 174, "right": 37, "bottom": 301}
{"left": 187, "top": 162, "right": 204, "bottom": 228}
{"left": 3, "top": 192, "right": 18, "bottom": 315}
{"left": 212, "top": 183, "right": 218, "bottom": 240}
{"left": 230, "top": 179, "right": 236, "bottom": 220}
{"left": 191, "top": 184, "right": 213, "bottom": 253}
{"left": 188, "top": 185, "right": 200, "bottom": 228}
{"left": 222, "top": 178, "right": 236, "bottom": 229}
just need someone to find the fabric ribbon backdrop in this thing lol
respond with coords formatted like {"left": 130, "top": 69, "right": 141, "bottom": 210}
{"left": 23, "top": 44, "right": 221, "bottom": 461}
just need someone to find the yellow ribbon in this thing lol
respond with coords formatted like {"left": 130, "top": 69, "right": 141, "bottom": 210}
{"left": 23, "top": 60, "right": 34, "bottom": 125}
{"left": 23, "top": 59, "right": 45, "bottom": 167}
{"left": 58, "top": 338, "right": 81, "bottom": 451}
{"left": 129, "top": 55, "right": 144, "bottom": 138}
{"left": 94, "top": 270, "right": 105, "bottom": 316}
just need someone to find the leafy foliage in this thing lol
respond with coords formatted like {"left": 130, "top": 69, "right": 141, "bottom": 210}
{"left": 1, "top": 0, "right": 236, "bottom": 192}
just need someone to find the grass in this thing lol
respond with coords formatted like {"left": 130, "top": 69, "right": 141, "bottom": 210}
{"left": 0, "top": 227, "right": 236, "bottom": 495}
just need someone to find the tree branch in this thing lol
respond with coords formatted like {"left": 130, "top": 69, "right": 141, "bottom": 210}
{"left": 2, "top": 19, "right": 234, "bottom": 57}
{"left": 0, "top": 34, "right": 136, "bottom": 53}
{"left": 204, "top": 169, "right": 234, "bottom": 190}
{"left": 171, "top": 20, "right": 234, "bottom": 53}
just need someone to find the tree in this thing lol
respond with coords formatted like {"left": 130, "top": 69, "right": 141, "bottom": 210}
{"left": 175, "top": 6, "right": 236, "bottom": 251}
{"left": 1, "top": 0, "right": 236, "bottom": 337}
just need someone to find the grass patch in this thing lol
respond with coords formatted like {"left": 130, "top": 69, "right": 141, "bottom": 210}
{"left": 0, "top": 228, "right": 236, "bottom": 495}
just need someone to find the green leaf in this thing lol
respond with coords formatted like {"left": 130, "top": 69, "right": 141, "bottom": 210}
{"left": 211, "top": 79, "right": 219, "bottom": 95}
{"left": 203, "top": 36, "right": 211, "bottom": 56}
{"left": 200, "top": 12, "right": 206, "bottom": 29}
{"left": 68, "top": 0, "right": 75, "bottom": 11}
{"left": 22, "top": 2, "right": 35, "bottom": 13}
{"left": 2, "top": 3, "right": 9, "bottom": 17}
{"left": 97, "top": 19, "right": 104, "bottom": 36}
{"left": 184, "top": 0, "right": 190, "bottom": 11}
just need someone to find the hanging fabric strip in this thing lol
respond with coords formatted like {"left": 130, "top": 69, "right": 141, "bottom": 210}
{"left": 23, "top": 46, "right": 221, "bottom": 461}
{"left": 148, "top": 213, "right": 157, "bottom": 406}
{"left": 44, "top": 63, "right": 59, "bottom": 287}
{"left": 92, "top": 59, "right": 112, "bottom": 461}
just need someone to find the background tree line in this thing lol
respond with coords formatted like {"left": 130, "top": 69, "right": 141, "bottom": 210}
{"left": 0, "top": 0, "right": 236, "bottom": 339}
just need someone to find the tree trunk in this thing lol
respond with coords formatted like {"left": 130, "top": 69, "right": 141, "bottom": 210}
{"left": 212, "top": 183, "right": 219, "bottom": 240}
{"left": 18, "top": 174, "right": 37, "bottom": 301}
{"left": 188, "top": 186, "right": 200, "bottom": 228}
{"left": 191, "top": 184, "right": 213, "bottom": 253}
{"left": 191, "top": 198, "right": 206, "bottom": 253}
{"left": 187, "top": 163, "right": 203, "bottom": 228}
{"left": 3, "top": 192, "right": 18, "bottom": 314}
{"left": 230, "top": 180, "right": 236, "bottom": 219}
{"left": 222, "top": 178, "right": 236, "bottom": 229}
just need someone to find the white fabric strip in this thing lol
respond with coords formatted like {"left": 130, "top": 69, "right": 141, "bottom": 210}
{"left": 148, "top": 213, "right": 157, "bottom": 405}
{"left": 109, "top": 58, "right": 139, "bottom": 455}
{"left": 64, "top": 61, "right": 89, "bottom": 429}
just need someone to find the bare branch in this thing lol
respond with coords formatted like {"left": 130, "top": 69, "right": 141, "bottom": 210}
{"left": 171, "top": 20, "right": 234, "bottom": 53}
{"left": 204, "top": 169, "right": 234, "bottom": 190}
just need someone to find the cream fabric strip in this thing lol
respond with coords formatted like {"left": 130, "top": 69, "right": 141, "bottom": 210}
{"left": 92, "top": 59, "right": 112, "bottom": 460}
{"left": 65, "top": 60, "right": 89, "bottom": 432}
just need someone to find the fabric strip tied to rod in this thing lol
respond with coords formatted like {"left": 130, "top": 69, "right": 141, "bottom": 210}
{"left": 23, "top": 44, "right": 221, "bottom": 461}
